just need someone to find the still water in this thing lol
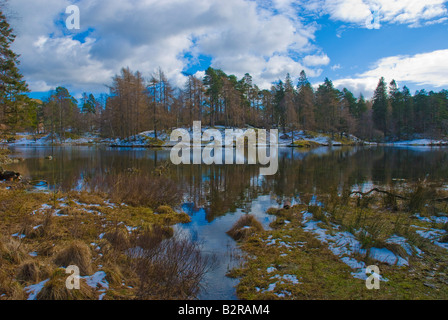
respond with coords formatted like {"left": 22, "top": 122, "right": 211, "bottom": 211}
{"left": 5, "top": 145, "right": 448, "bottom": 299}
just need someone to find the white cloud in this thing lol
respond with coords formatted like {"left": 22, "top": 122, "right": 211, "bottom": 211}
{"left": 6, "top": 0, "right": 448, "bottom": 94}
{"left": 7, "top": 0, "right": 321, "bottom": 92}
{"left": 302, "top": 0, "right": 448, "bottom": 28}
{"left": 333, "top": 49, "right": 448, "bottom": 97}
{"left": 303, "top": 54, "right": 330, "bottom": 67}
{"left": 331, "top": 64, "right": 342, "bottom": 71}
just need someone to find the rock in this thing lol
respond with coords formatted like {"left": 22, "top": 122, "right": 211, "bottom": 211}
{"left": 45, "top": 156, "right": 53, "bottom": 160}
{"left": 283, "top": 201, "right": 291, "bottom": 209}
{"left": 0, "top": 170, "right": 21, "bottom": 181}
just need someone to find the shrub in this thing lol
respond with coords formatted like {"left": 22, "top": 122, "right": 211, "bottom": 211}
{"left": 132, "top": 235, "right": 214, "bottom": 300}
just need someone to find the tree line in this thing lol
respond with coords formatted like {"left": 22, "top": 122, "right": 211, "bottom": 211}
{"left": 1, "top": 10, "right": 447, "bottom": 142}
{"left": 33, "top": 67, "right": 447, "bottom": 142}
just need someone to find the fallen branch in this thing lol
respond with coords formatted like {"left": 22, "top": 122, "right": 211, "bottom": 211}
{"left": 350, "top": 188, "right": 409, "bottom": 200}
{"left": 351, "top": 188, "right": 448, "bottom": 204}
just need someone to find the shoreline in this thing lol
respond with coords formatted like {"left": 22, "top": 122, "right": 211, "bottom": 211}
{"left": 2, "top": 131, "right": 448, "bottom": 149}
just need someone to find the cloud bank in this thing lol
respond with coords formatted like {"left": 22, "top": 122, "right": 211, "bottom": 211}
{"left": 333, "top": 49, "right": 448, "bottom": 97}
{"left": 5, "top": 0, "right": 448, "bottom": 95}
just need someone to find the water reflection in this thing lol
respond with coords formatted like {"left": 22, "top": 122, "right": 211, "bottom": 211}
{"left": 7, "top": 146, "right": 448, "bottom": 221}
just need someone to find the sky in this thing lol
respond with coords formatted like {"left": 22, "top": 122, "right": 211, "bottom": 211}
{"left": 5, "top": 0, "right": 448, "bottom": 100}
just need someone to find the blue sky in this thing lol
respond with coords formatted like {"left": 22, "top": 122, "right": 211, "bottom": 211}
{"left": 7, "top": 0, "right": 448, "bottom": 101}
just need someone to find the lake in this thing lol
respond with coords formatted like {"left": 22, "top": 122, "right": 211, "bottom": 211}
{"left": 5, "top": 145, "right": 448, "bottom": 299}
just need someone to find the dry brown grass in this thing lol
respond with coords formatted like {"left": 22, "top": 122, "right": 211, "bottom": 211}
{"left": 99, "top": 224, "right": 214, "bottom": 300}
{"left": 86, "top": 172, "right": 182, "bottom": 208}
{"left": 103, "top": 226, "right": 130, "bottom": 252}
{"left": 129, "top": 225, "right": 173, "bottom": 251}
{"left": 53, "top": 241, "right": 92, "bottom": 276}
{"left": 0, "top": 185, "right": 207, "bottom": 300}
{"left": 16, "top": 261, "right": 41, "bottom": 284}
{"left": 0, "top": 236, "right": 26, "bottom": 265}
{"left": 36, "top": 268, "right": 96, "bottom": 300}
{"left": 132, "top": 234, "right": 215, "bottom": 300}
{"left": 0, "top": 275, "right": 25, "bottom": 300}
{"left": 156, "top": 205, "right": 176, "bottom": 214}
{"left": 227, "top": 215, "right": 264, "bottom": 241}
{"left": 406, "top": 180, "right": 440, "bottom": 213}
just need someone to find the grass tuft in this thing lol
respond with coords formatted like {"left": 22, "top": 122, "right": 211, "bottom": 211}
{"left": 227, "top": 215, "right": 264, "bottom": 241}
{"left": 36, "top": 268, "right": 96, "bottom": 300}
{"left": 54, "top": 241, "right": 92, "bottom": 276}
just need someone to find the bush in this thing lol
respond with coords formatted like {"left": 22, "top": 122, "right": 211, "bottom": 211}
{"left": 132, "top": 234, "right": 214, "bottom": 300}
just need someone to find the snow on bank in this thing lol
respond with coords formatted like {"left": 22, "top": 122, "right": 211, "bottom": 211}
{"left": 25, "top": 271, "right": 109, "bottom": 300}
{"left": 412, "top": 214, "right": 448, "bottom": 250}
{"left": 2, "top": 133, "right": 98, "bottom": 146}
{"left": 389, "top": 139, "right": 448, "bottom": 146}
{"left": 300, "top": 210, "right": 422, "bottom": 281}
{"left": 25, "top": 279, "right": 49, "bottom": 300}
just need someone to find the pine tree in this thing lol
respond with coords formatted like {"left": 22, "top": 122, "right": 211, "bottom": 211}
{"left": 284, "top": 73, "right": 297, "bottom": 142}
{"left": 273, "top": 80, "right": 285, "bottom": 132}
{"left": 389, "top": 80, "right": 405, "bottom": 139}
{"left": 82, "top": 93, "right": 97, "bottom": 132}
{"left": 342, "top": 88, "right": 357, "bottom": 117}
{"left": 296, "top": 70, "right": 315, "bottom": 131}
{"left": 339, "top": 88, "right": 357, "bottom": 135}
{"left": 315, "top": 78, "right": 339, "bottom": 136}
{"left": 372, "top": 77, "right": 390, "bottom": 137}
{"left": 402, "top": 86, "right": 414, "bottom": 136}
{"left": 44, "top": 87, "right": 78, "bottom": 142}
{"left": 0, "top": 9, "right": 28, "bottom": 135}
{"left": 356, "top": 94, "right": 367, "bottom": 118}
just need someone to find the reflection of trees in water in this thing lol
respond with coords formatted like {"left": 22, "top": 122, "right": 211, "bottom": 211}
{"left": 176, "top": 164, "right": 268, "bottom": 222}
{"left": 11, "top": 147, "right": 448, "bottom": 222}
